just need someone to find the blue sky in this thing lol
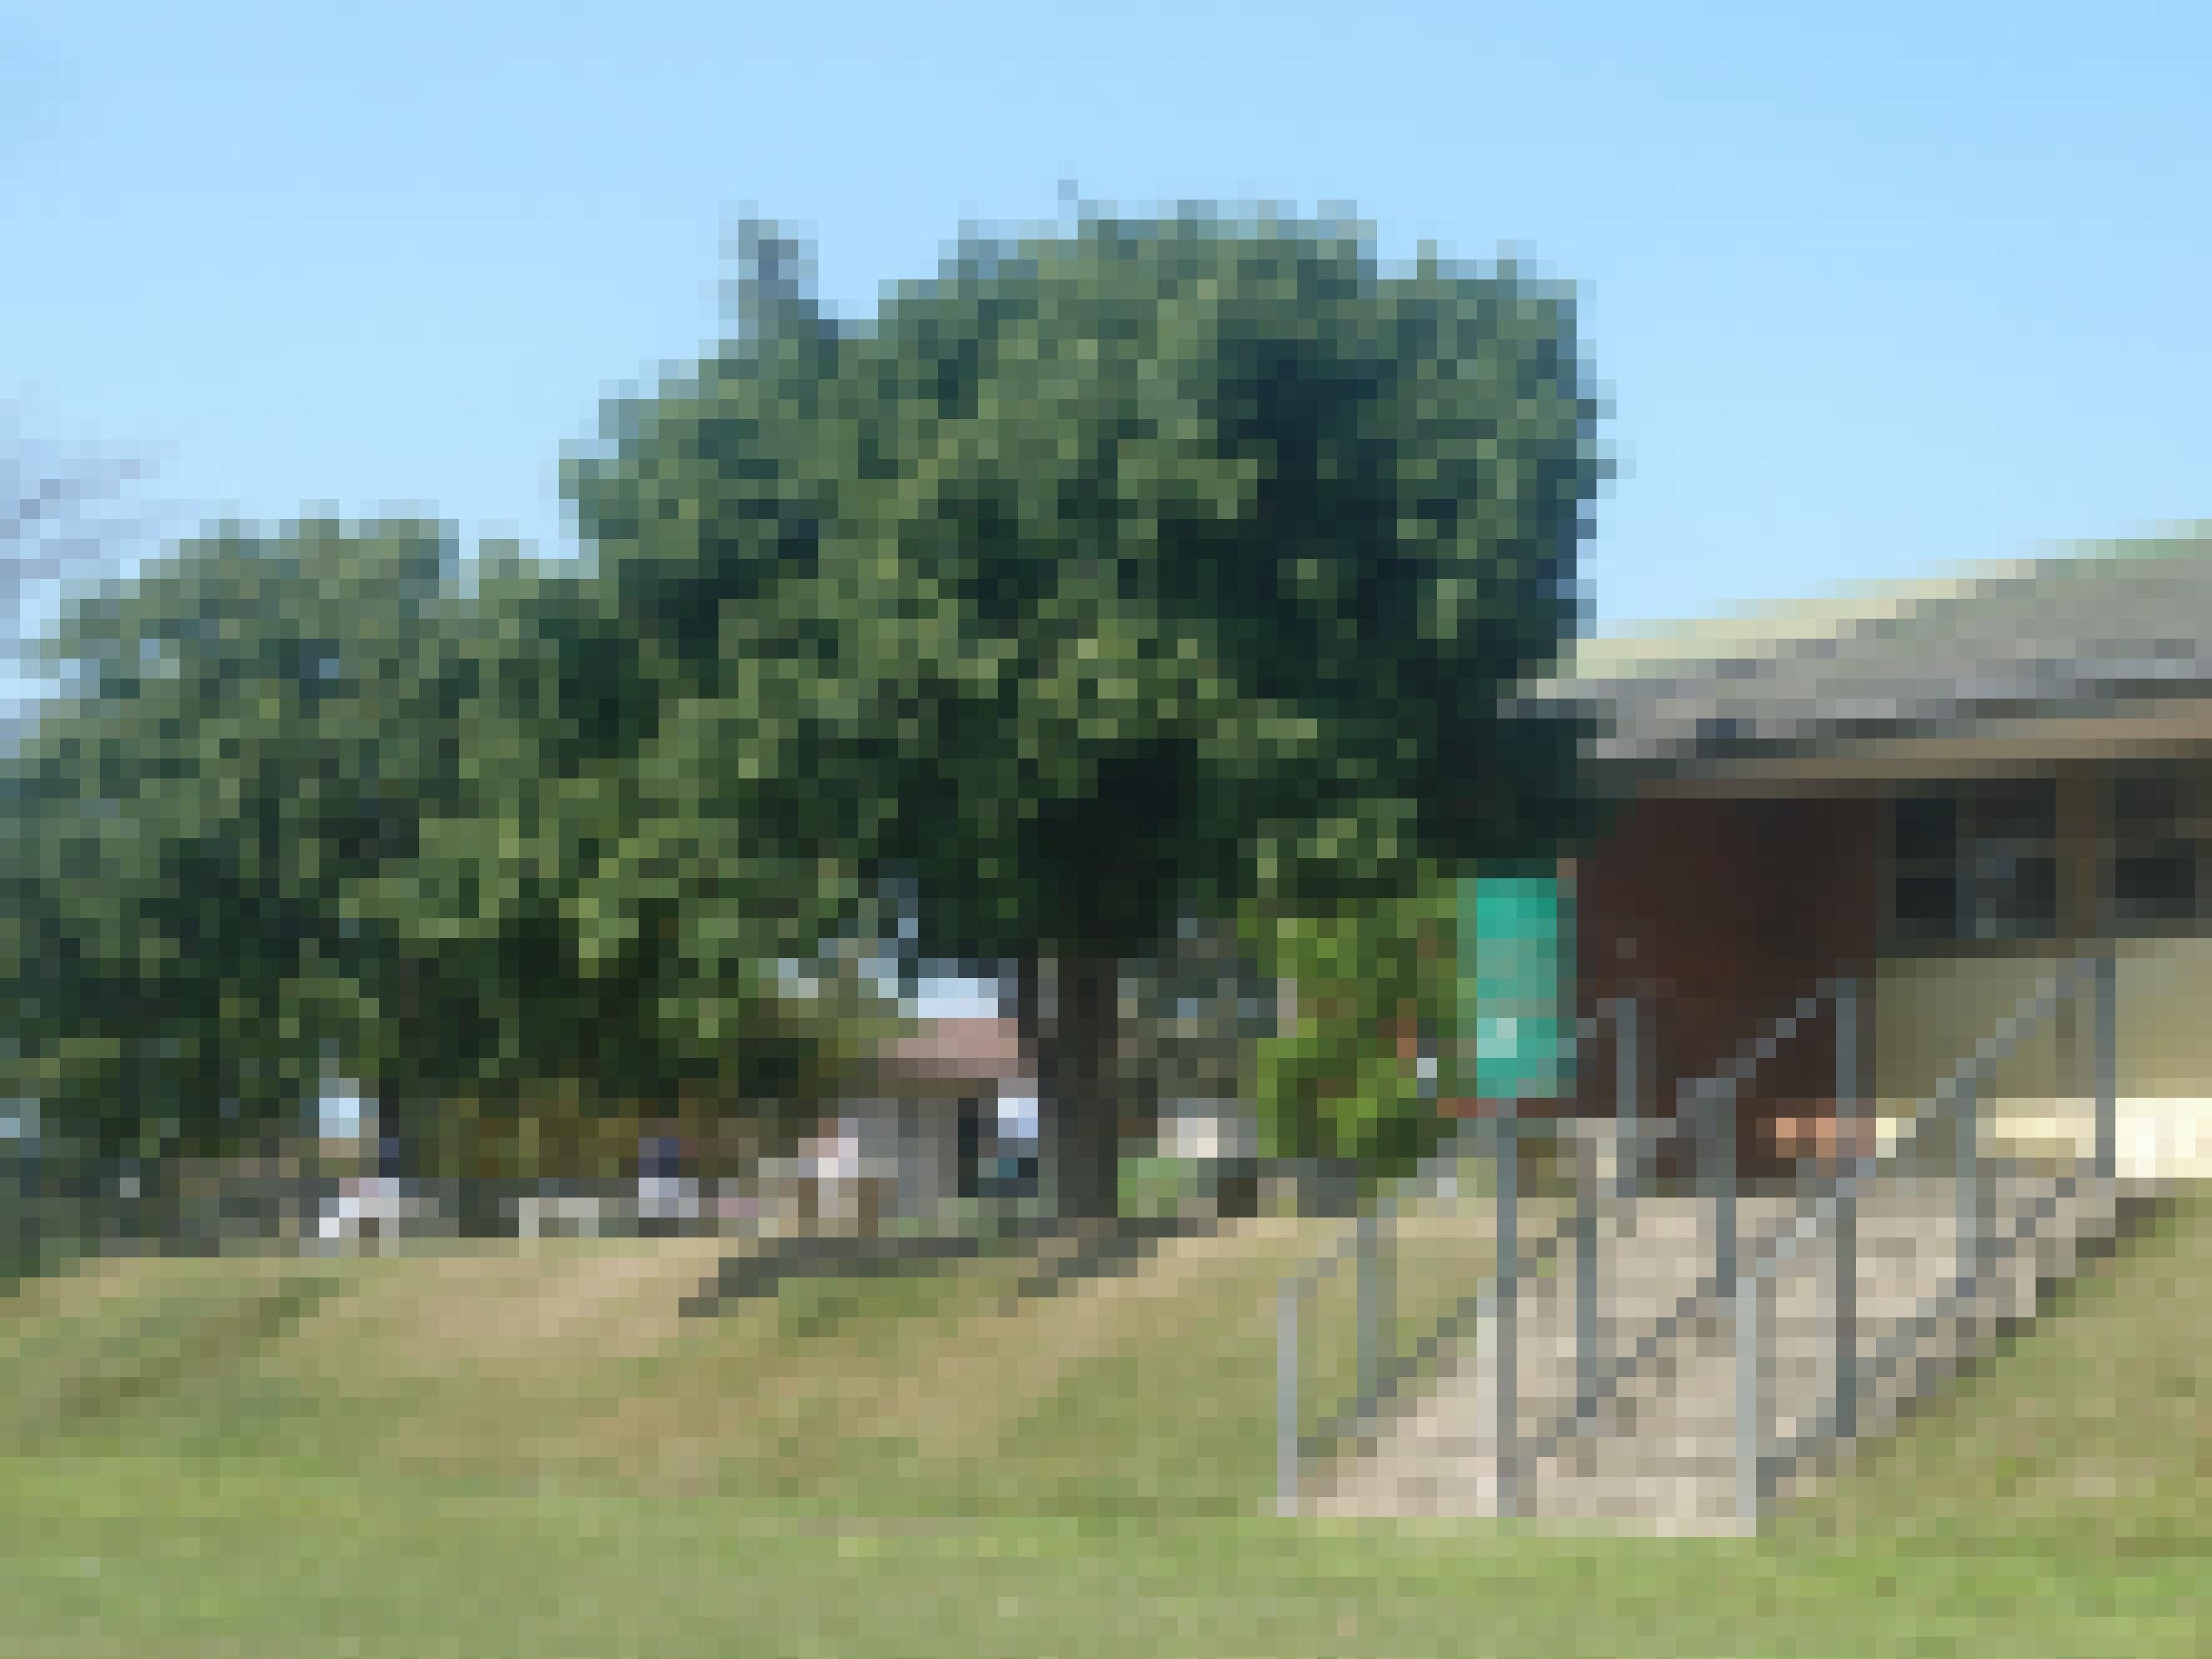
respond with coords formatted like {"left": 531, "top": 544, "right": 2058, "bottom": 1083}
{"left": 9, "top": 2, "right": 2210, "bottom": 1027}
{"left": 7, "top": 0, "right": 2210, "bottom": 641}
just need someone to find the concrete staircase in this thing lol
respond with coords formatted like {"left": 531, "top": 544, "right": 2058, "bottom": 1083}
{"left": 1312, "top": 1164, "right": 2127, "bottom": 1534}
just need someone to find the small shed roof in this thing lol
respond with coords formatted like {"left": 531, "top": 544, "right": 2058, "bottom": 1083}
{"left": 873, "top": 1016, "right": 1030, "bottom": 1088}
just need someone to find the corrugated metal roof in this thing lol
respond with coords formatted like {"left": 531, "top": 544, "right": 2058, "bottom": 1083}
{"left": 1515, "top": 528, "right": 2212, "bottom": 769}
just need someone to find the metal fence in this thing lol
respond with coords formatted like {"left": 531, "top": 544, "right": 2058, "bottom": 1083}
{"left": 1276, "top": 1000, "right": 1638, "bottom": 1517}
{"left": 1731, "top": 952, "right": 2115, "bottom": 1527}
{"left": 1276, "top": 951, "right": 2124, "bottom": 1527}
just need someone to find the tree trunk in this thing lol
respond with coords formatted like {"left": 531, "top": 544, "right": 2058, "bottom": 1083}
{"left": 1020, "top": 952, "right": 1122, "bottom": 1222}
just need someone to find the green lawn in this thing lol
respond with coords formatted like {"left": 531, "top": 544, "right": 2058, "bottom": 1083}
{"left": 2, "top": 1194, "right": 2206, "bottom": 1657}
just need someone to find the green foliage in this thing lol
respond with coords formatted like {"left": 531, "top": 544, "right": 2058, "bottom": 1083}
{"left": 1114, "top": 914, "right": 1275, "bottom": 1142}
{"left": 6, "top": 520, "right": 473, "bottom": 1162}
{"left": 7, "top": 207, "right": 1600, "bottom": 1210}
{"left": 1242, "top": 870, "right": 1458, "bottom": 1181}
{"left": 571, "top": 207, "right": 1603, "bottom": 1211}
{"left": 571, "top": 208, "right": 1601, "bottom": 963}
{"left": 5, "top": 517, "right": 886, "bottom": 1177}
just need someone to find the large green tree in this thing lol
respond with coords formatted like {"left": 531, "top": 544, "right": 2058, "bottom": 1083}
{"left": 5, "top": 516, "right": 891, "bottom": 1195}
{"left": 572, "top": 208, "right": 1604, "bottom": 1218}
{"left": 6, "top": 521, "right": 469, "bottom": 1183}
{"left": 370, "top": 541, "right": 902, "bottom": 1174}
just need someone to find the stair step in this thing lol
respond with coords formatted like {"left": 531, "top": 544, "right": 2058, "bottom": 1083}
{"left": 1309, "top": 1167, "right": 2129, "bottom": 1530}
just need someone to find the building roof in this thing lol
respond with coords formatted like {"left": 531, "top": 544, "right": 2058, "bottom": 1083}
{"left": 1514, "top": 527, "right": 2212, "bottom": 773}
{"left": 873, "top": 1016, "right": 1029, "bottom": 1087}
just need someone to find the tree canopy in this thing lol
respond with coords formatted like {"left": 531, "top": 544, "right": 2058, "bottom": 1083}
{"left": 572, "top": 208, "right": 1605, "bottom": 1213}
{"left": 8, "top": 206, "right": 1603, "bottom": 1221}
{"left": 6, "top": 520, "right": 471, "bottom": 1167}
{"left": 5, "top": 518, "right": 890, "bottom": 1186}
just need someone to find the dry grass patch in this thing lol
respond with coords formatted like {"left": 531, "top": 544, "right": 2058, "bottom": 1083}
{"left": 1783, "top": 1186, "right": 2212, "bottom": 1542}
{"left": 272, "top": 1237, "right": 730, "bottom": 1376}
{"left": 881, "top": 1217, "right": 1314, "bottom": 1460}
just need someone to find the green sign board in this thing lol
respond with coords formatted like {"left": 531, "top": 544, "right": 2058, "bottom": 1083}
{"left": 1458, "top": 869, "right": 1574, "bottom": 1103}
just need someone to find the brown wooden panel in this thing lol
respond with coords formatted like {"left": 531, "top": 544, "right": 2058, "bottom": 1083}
{"left": 1574, "top": 793, "right": 1879, "bottom": 1172}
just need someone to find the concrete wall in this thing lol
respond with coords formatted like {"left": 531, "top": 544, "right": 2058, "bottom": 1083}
{"left": 842, "top": 1095, "right": 972, "bottom": 1222}
{"left": 2111, "top": 936, "right": 2212, "bottom": 1177}
{"left": 1872, "top": 940, "right": 2212, "bottom": 1178}
{"left": 1870, "top": 950, "right": 2071, "bottom": 1146}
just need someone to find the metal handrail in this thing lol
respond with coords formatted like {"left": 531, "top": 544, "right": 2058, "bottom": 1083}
{"left": 1283, "top": 1001, "right": 1613, "bottom": 1298}
{"left": 1746, "top": 955, "right": 2095, "bottom": 1288}
{"left": 1276, "top": 1003, "right": 1623, "bottom": 1517}
{"left": 1624, "top": 974, "right": 1854, "bottom": 1295}
{"left": 1511, "top": 976, "right": 1862, "bottom": 1476}
{"left": 1280, "top": 969, "right": 1853, "bottom": 1520}
{"left": 1763, "top": 1162, "right": 2101, "bottom": 1479}
{"left": 1732, "top": 950, "right": 2115, "bottom": 1530}
{"left": 1275, "top": 948, "right": 2122, "bottom": 1530}
{"left": 1281, "top": 1112, "right": 1495, "bottom": 1302}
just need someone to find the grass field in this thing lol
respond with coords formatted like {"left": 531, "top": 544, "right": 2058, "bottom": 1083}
{"left": 2, "top": 1193, "right": 2206, "bottom": 1657}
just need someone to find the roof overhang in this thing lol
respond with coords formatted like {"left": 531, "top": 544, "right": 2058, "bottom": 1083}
{"left": 1513, "top": 534, "right": 2212, "bottom": 794}
{"left": 1609, "top": 697, "right": 2212, "bottom": 798}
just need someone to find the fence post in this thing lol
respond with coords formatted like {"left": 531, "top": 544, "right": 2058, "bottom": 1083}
{"left": 1383, "top": 1200, "right": 1396, "bottom": 1413}
{"left": 1276, "top": 1277, "right": 1300, "bottom": 1518}
{"left": 1573, "top": 993, "right": 1639, "bottom": 1429}
{"left": 1711, "top": 1080, "right": 1738, "bottom": 1292}
{"left": 1833, "top": 976, "right": 1859, "bottom": 1443}
{"left": 2094, "top": 952, "right": 2117, "bottom": 1182}
{"left": 1573, "top": 1158, "right": 1598, "bottom": 1425}
{"left": 1614, "top": 994, "right": 1640, "bottom": 1201}
{"left": 1737, "top": 1262, "right": 1764, "bottom": 1531}
{"left": 1493, "top": 1105, "right": 1521, "bottom": 1517}
{"left": 1355, "top": 1207, "right": 1387, "bottom": 1428}
{"left": 1956, "top": 1071, "right": 1980, "bottom": 1301}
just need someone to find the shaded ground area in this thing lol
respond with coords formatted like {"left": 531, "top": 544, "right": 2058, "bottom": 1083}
{"left": 682, "top": 1214, "right": 1226, "bottom": 1315}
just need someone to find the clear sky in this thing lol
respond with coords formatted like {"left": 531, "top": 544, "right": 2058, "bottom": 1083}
{"left": 10, "top": 1, "right": 2211, "bottom": 1027}
{"left": 6, "top": 0, "right": 2210, "bottom": 639}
